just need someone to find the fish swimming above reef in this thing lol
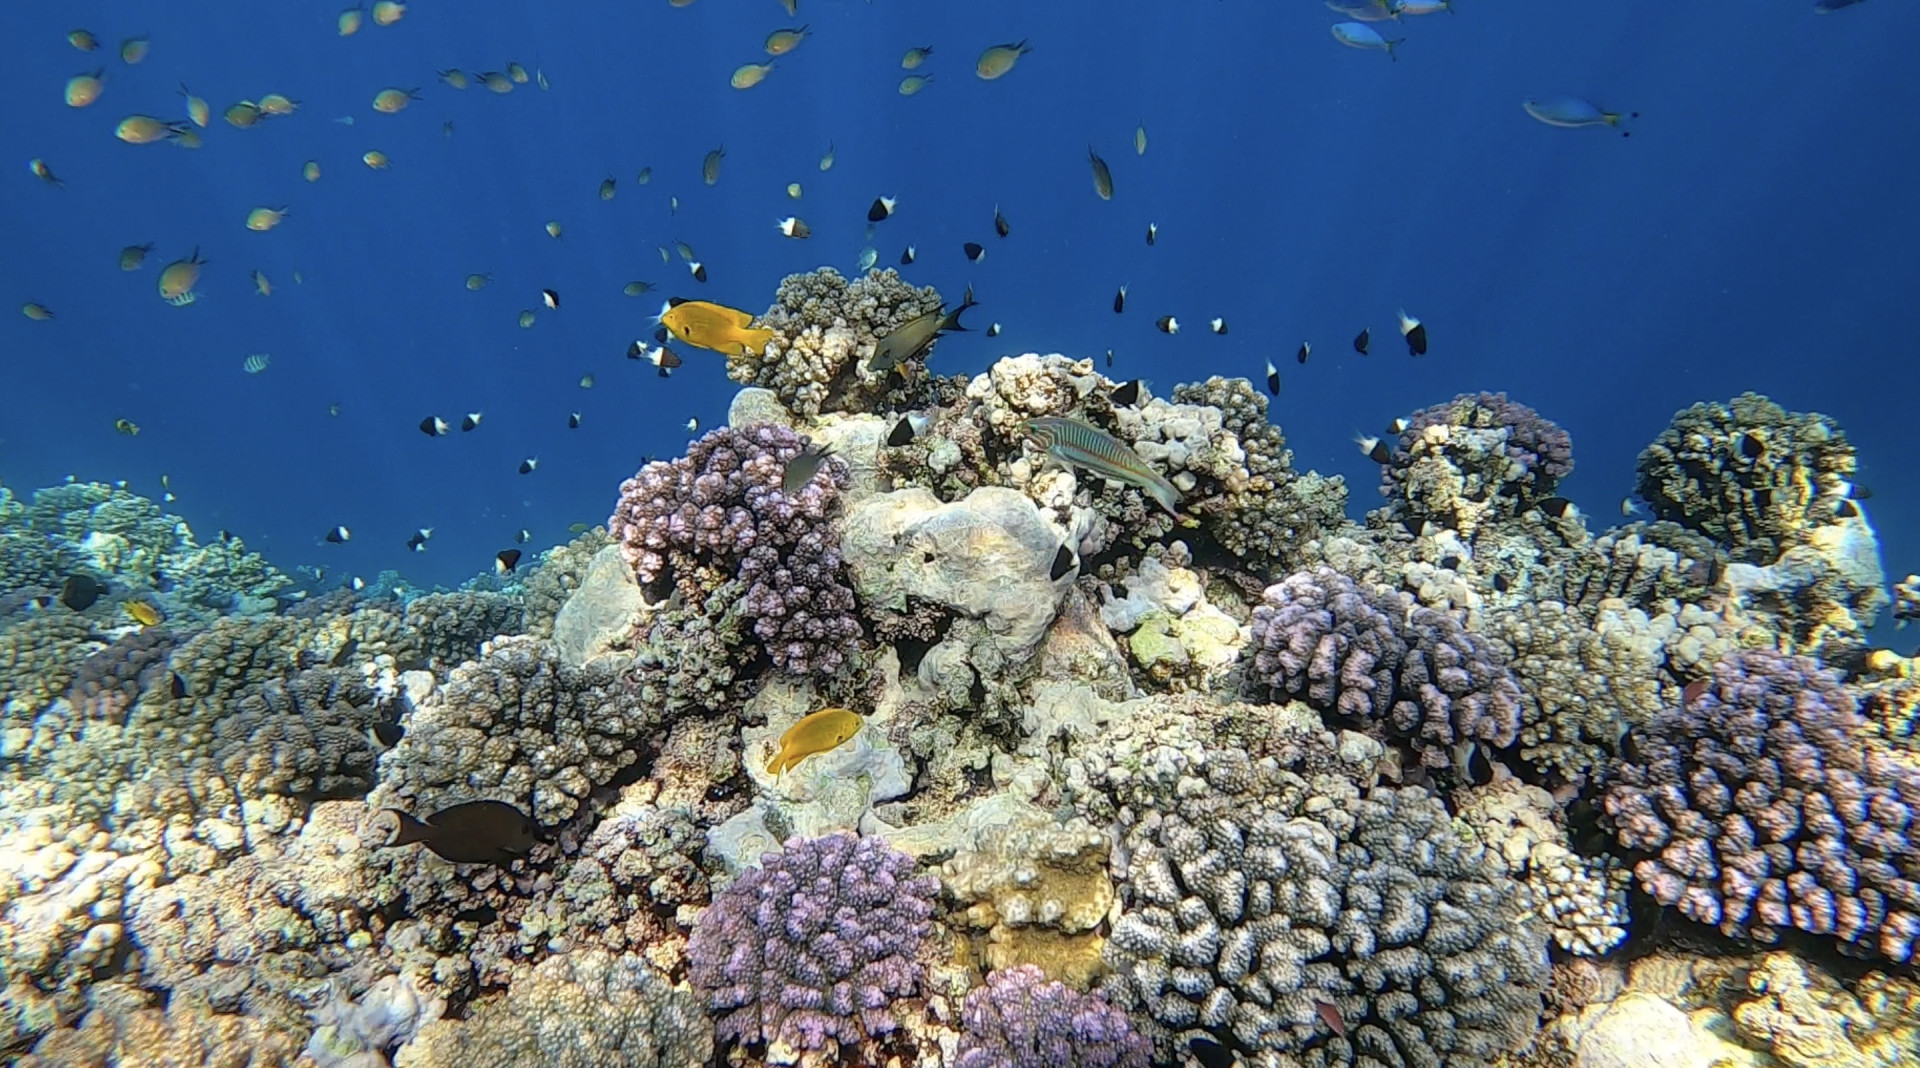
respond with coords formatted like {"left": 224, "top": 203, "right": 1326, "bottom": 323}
{"left": 378, "top": 799, "right": 535, "bottom": 865}
{"left": 659, "top": 300, "right": 774, "bottom": 357}
{"left": 767, "top": 708, "right": 863, "bottom": 775}
{"left": 868, "top": 289, "right": 979, "bottom": 372}
{"left": 1024, "top": 415, "right": 1181, "bottom": 516}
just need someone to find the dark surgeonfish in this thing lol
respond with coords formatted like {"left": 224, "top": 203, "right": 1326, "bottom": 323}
{"left": 61, "top": 573, "right": 108, "bottom": 611}
{"left": 867, "top": 288, "right": 980, "bottom": 372}
{"left": 379, "top": 799, "right": 536, "bottom": 865}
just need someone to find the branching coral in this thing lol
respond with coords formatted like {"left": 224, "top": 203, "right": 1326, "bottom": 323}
{"left": 685, "top": 832, "right": 938, "bottom": 1056}
{"left": 1601, "top": 649, "right": 1920, "bottom": 963}
{"left": 1490, "top": 598, "right": 1668, "bottom": 781}
{"left": 1168, "top": 377, "right": 1350, "bottom": 572}
{"left": 1084, "top": 708, "right": 1549, "bottom": 1067}
{"left": 608, "top": 423, "right": 861, "bottom": 675}
{"left": 1633, "top": 392, "right": 1855, "bottom": 563}
{"left": 373, "top": 634, "right": 662, "bottom": 826}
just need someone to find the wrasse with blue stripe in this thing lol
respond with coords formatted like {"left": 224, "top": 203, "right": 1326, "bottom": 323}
{"left": 1023, "top": 416, "right": 1181, "bottom": 516}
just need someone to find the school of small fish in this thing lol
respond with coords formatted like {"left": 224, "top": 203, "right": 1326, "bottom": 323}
{"left": 13, "top": 0, "right": 1877, "bottom": 583}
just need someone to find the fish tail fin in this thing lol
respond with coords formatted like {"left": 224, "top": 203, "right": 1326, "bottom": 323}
{"left": 380, "top": 808, "right": 433, "bottom": 848}
{"left": 942, "top": 296, "right": 979, "bottom": 333}
{"left": 745, "top": 326, "right": 776, "bottom": 351}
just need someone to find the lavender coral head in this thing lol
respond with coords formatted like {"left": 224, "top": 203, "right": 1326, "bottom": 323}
{"left": 686, "top": 833, "right": 939, "bottom": 1053}
{"left": 956, "top": 965, "right": 1150, "bottom": 1068}
{"left": 1248, "top": 567, "right": 1523, "bottom": 767}
{"left": 608, "top": 423, "right": 862, "bottom": 674}
{"left": 608, "top": 423, "right": 843, "bottom": 587}
{"left": 1602, "top": 649, "right": 1920, "bottom": 963}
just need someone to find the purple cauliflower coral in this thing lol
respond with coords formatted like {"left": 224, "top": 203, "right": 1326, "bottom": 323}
{"left": 686, "top": 833, "right": 940, "bottom": 1054}
{"left": 1601, "top": 649, "right": 1920, "bottom": 963}
{"left": 956, "top": 965, "right": 1150, "bottom": 1068}
{"left": 608, "top": 424, "right": 862, "bottom": 674}
{"left": 1249, "top": 567, "right": 1522, "bottom": 768}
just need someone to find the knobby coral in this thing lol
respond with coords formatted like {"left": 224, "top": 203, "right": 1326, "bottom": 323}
{"left": 685, "top": 832, "right": 939, "bottom": 1055}
{"left": 1601, "top": 649, "right": 1920, "bottom": 963}
{"left": 1247, "top": 567, "right": 1524, "bottom": 769}
{"left": 608, "top": 423, "right": 862, "bottom": 675}
{"left": 955, "top": 964, "right": 1150, "bottom": 1068}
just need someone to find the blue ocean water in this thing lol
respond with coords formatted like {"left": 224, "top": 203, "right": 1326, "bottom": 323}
{"left": 2, "top": 0, "right": 1914, "bottom": 607}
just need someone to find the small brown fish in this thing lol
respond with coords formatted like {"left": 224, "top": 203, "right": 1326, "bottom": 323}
{"left": 379, "top": 799, "right": 535, "bottom": 865}
{"left": 1681, "top": 678, "right": 1708, "bottom": 710}
{"left": 702, "top": 145, "right": 725, "bottom": 185}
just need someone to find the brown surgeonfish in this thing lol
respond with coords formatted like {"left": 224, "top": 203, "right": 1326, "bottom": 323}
{"left": 379, "top": 799, "right": 535, "bottom": 865}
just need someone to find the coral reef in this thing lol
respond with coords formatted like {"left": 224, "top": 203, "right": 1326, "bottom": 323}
{"left": 1601, "top": 649, "right": 1920, "bottom": 962}
{"left": 955, "top": 965, "right": 1150, "bottom": 1068}
{"left": 1377, "top": 391, "right": 1574, "bottom": 538}
{"left": 1634, "top": 392, "right": 1855, "bottom": 563}
{"left": 1247, "top": 567, "right": 1524, "bottom": 770}
{"left": 608, "top": 423, "right": 862, "bottom": 675}
{"left": 395, "top": 951, "right": 709, "bottom": 1068}
{"left": 685, "top": 832, "right": 939, "bottom": 1057}
{"left": 2, "top": 265, "right": 1910, "bottom": 1068}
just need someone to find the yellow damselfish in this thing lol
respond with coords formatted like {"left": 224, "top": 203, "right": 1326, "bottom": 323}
{"left": 124, "top": 600, "right": 163, "bottom": 627}
{"left": 660, "top": 300, "right": 774, "bottom": 357}
{"left": 766, "top": 708, "right": 862, "bottom": 775}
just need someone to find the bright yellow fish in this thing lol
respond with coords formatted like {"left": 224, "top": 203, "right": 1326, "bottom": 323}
{"left": 124, "top": 600, "right": 163, "bottom": 627}
{"left": 660, "top": 300, "right": 774, "bottom": 357}
{"left": 767, "top": 708, "right": 862, "bottom": 775}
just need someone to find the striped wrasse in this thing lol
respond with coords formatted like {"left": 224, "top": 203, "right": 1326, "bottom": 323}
{"left": 1023, "top": 416, "right": 1180, "bottom": 515}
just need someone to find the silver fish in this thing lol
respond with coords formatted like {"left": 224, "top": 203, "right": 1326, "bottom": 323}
{"left": 783, "top": 443, "right": 834, "bottom": 494}
{"left": 1023, "top": 416, "right": 1180, "bottom": 515}
{"left": 867, "top": 289, "right": 979, "bottom": 372}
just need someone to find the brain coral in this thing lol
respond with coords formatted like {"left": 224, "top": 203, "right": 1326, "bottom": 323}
{"left": 1379, "top": 391, "right": 1573, "bottom": 537}
{"left": 608, "top": 423, "right": 862, "bottom": 675}
{"left": 956, "top": 964, "right": 1150, "bottom": 1068}
{"left": 1633, "top": 392, "right": 1855, "bottom": 563}
{"left": 686, "top": 832, "right": 939, "bottom": 1055}
{"left": 1601, "top": 649, "right": 1920, "bottom": 963}
{"left": 1097, "top": 741, "right": 1549, "bottom": 1067}
{"left": 1248, "top": 567, "right": 1524, "bottom": 769}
